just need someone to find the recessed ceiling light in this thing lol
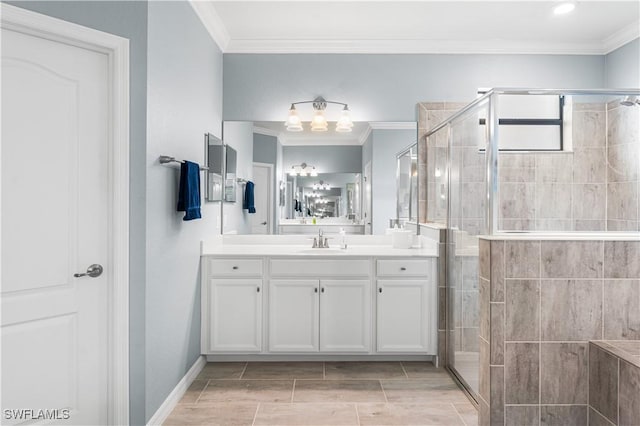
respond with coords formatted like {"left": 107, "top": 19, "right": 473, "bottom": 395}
{"left": 553, "top": 2, "right": 576, "bottom": 15}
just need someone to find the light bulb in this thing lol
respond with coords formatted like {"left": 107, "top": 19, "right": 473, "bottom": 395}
{"left": 310, "top": 109, "right": 328, "bottom": 132}
{"left": 310, "top": 168, "right": 318, "bottom": 177}
{"left": 335, "top": 107, "right": 353, "bottom": 132}
{"left": 286, "top": 105, "right": 303, "bottom": 132}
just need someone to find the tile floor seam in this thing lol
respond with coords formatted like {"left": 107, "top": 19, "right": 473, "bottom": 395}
{"left": 379, "top": 379, "right": 389, "bottom": 404}
{"left": 240, "top": 361, "right": 249, "bottom": 379}
{"left": 194, "top": 379, "right": 210, "bottom": 404}
{"left": 291, "top": 379, "right": 296, "bottom": 403}
{"left": 399, "top": 361, "right": 409, "bottom": 379}
{"left": 451, "top": 402, "right": 467, "bottom": 426}
{"left": 354, "top": 402, "right": 361, "bottom": 426}
{"left": 251, "top": 402, "right": 260, "bottom": 426}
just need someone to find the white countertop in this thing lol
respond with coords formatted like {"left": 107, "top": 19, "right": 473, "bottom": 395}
{"left": 201, "top": 244, "right": 437, "bottom": 257}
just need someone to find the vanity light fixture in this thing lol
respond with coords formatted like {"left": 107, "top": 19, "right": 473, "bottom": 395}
{"left": 286, "top": 97, "right": 353, "bottom": 132}
{"left": 553, "top": 1, "right": 576, "bottom": 15}
{"left": 312, "top": 181, "right": 331, "bottom": 191}
{"left": 289, "top": 162, "right": 318, "bottom": 177}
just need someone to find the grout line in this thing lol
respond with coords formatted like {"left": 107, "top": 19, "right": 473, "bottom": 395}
{"left": 399, "top": 361, "right": 409, "bottom": 379}
{"left": 590, "top": 405, "right": 617, "bottom": 426}
{"left": 291, "top": 379, "right": 296, "bottom": 403}
{"left": 539, "top": 241, "right": 542, "bottom": 426}
{"left": 379, "top": 380, "right": 389, "bottom": 404}
{"left": 354, "top": 403, "right": 361, "bottom": 426}
{"left": 617, "top": 358, "right": 620, "bottom": 425}
{"left": 251, "top": 402, "right": 260, "bottom": 426}
{"left": 451, "top": 402, "right": 467, "bottom": 426}
{"left": 194, "top": 379, "right": 210, "bottom": 405}
{"left": 239, "top": 362, "right": 248, "bottom": 380}
{"left": 323, "top": 362, "right": 326, "bottom": 380}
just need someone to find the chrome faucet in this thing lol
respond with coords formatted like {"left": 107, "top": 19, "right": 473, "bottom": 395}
{"left": 312, "top": 229, "right": 329, "bottom": 248}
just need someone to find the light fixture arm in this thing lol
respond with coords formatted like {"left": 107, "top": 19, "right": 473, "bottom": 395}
{"left": 290, "top": 96, "right": 349, "bottom": 111}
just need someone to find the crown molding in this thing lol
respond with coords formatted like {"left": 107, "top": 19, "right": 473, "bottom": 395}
{"left": 224, "top": 38, "right": 610, "bottom": 55}
{"left": 189, "top": 1, "right": 230, "bottom": 51}
{"left": 368, "top": 122, "right": 418, "bottom": 130}
{"left": 252, "top": 125, "right": 282, "bottom": 139}
{"left": 358, "top": 125, "right": 372, "bottom": 145}
{"left": 602, "top": 21, "right": 640, "bottom": 54}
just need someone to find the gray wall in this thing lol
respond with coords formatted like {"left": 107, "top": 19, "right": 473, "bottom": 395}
{"left": 605, "top": 38, "right": 640, "bottom": 88}
{"left": 146, "top": 1, "right": 222, "bottom": 420}
{"left": 223, "top": 54, "right": 605, "bottom": 122}
{"left": 254, "top": 133, "right": 280, "bottom": 233}
{"left": 3, "top": 1, "right": 150, "bottom": 424}
{"left": 283, "top": 145, "right": 362, "bottom": 173}
{"left": 370, "top": 129, "right": 417, "bottom": 235}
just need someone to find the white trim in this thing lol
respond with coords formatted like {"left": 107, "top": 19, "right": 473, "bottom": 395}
{"left": 602, "top": 22, "right": 640, "bottom": 54}
{"left": 368, "top": 122, "right": 418, "bottom": 130}
{"left": 206, "top": 354, "right": 434, "bottom": 362}
{"left": 252, "top": 162, "right": 275, "bottom": 235}
{"left": 253, "top": 125, "right": 282, "bottom": 139}
{"left": 189, "top": 0, "right": 230, "bottom": 51}
{"left": 1, "top": 4, "right": 130, "bottom": 425}
{"left": 358, "top": 125, "right": 373, "bottom": 145}
{"left": 224, "top": 38, "right": 614, "bottom": 55}
{"left": 146, "top": 356, "right": 206, "bottom": 426}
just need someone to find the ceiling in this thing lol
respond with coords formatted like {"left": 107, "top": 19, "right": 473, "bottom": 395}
{"left": 190, "top": 1, "right": 640, "bottom": 54}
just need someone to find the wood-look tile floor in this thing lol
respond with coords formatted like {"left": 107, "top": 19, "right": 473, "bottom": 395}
{"left": 164, "top": 362, "right": 478, "bottom": 426}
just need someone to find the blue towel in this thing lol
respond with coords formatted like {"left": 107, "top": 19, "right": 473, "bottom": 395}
{"left": 177, "top": 161, "right": 201, "bottom": 221}
{"left": 243, "top": 181, "right": 256, "bottom": 213}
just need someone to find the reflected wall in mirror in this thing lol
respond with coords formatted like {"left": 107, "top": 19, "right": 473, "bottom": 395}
{"left": 204, "top": 133, "right": 223, "bottom": 202}
{"left": 396, "top": 144, "right": 418, "bottom": 225}
{"left": 219, "top": 120, "right": 417, "bottom": 235}
{"left": 224, "top": 145, "right": 237, "bottom": 202}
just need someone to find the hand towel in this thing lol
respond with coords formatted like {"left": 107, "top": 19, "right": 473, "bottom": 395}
{"left": 177, "top": 161, "right": 202, "bottom": 221}
{"left": 243, "top": 181, "right": 256, "bottom": 213}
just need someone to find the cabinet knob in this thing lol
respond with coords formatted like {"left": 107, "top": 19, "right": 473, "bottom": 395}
{"left": 314, "top": 288, "right": 318, "bottom": 293}
{"left": 257, "top": 287, "right": 260, "bottom": 292}
{"left": 400, "top": 267, "right": 407, "bottom": 271}
{"left": 379, "top": 288, "right": 383, "bottom": 293}
{"left": 321, "top": 287, "right": 325, "bottom": 293}
{"left": 232, "top": 266, "right": 239, "bottom": 270}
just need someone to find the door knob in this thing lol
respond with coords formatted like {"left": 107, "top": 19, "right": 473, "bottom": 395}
{"left": 74, "top": 264, "right": 103, "bottom": 278}
{"left": 261, "top": 221, "right": 267, "bottom": 225}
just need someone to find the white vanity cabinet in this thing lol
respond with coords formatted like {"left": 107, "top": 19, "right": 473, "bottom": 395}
{"left": 201, "top": 252, "right": 437, "bottom": 358}
{"left": 202, "top": 258, "right": 263, "bottom": 352}
{"left": 376, "top": 259, "right": 435, "bottom": 353}
{"left": 268, "top": 259, "right": 372, "bottom": 353}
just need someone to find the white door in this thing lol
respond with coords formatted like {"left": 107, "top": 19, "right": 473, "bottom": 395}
{"left": 377, "top": 280, "right": 429, "bottom": 352}
{"left": 268, "top": 280, "right": 319, "bottom": 352}
{"left": 363, "top": 161, "right": 372, "bottom": 234}
{"left": 1, "top": 26, "right": 110, "bottom": 424}
{"left": 319, "top": 280, "right": 370, "bottom": 352}
{"left": 209, "top": 279, "right": 262, "bottom": 352}
{"left": 251, "top": 163, "right": 271, "bottom": 234}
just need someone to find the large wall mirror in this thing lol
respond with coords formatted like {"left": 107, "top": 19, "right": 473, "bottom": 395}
{"left": 219, "top": 120, "right": 417, "bottom": 235}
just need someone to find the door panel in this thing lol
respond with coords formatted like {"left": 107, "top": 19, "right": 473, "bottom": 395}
{"left": 320, "top": 280, "right": 370, "bottom": 352}
{"left": 210, "top": 279, "right": 262, "bottom": 352}
{"left": 1, "top": 27, "right": 109, "bottom": 425}
{"left": 377, "top": 280, "right": 429, "bottom": 352}
{"left": 268, "top": 280, "right": 319, "bottom": 352}
{"left": 251, "top": 164, "right": 270, "bottom": 234}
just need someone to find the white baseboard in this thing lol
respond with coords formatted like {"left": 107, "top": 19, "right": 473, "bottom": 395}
{"left": 146, "top": 355, "right": 206, "bottom": 425}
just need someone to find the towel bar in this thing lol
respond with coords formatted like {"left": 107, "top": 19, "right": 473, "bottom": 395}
{"left": 159, "top": 155, "right": 208, "bottom": 171}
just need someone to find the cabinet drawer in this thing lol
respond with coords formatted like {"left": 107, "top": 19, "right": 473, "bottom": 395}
{"left": 377, "top": 259, "right": 430, "bottom": 277}
{"left": 270, "top": 259, "right": 370, "bottom": 277}
{"left": 209, "top": 258, "right": 263, "bottom": 277}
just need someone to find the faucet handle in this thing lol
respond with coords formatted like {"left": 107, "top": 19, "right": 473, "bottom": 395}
{"left": 312, "top": 237, "right": 318, "bottom": 248}
{"left": 323, "top": 237, "right": 329, "bottom": 248}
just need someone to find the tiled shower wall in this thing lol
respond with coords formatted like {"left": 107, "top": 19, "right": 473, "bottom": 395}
{"left": 478, "top": 238, "right": 640, "bottom": 425}
{"left": 417, "top": 100, "right": 640, "bottom": 232}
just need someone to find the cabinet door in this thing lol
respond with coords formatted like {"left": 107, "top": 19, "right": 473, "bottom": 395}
{"left": 269, "top": 279, "right": 319, "bottom": 352}
{"left": 377, "top": 280, "right": 429, "bottom": 352}
{"left": 209, "top": 278, "right": 262, "bottom": 352}
{"left": 320, "top": 280, "right": 371, "bottom": 352}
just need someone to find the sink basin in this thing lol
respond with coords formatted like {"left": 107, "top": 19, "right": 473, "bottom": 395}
{"left": 298, "top": 248, "right": 345, "bottom": 255}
